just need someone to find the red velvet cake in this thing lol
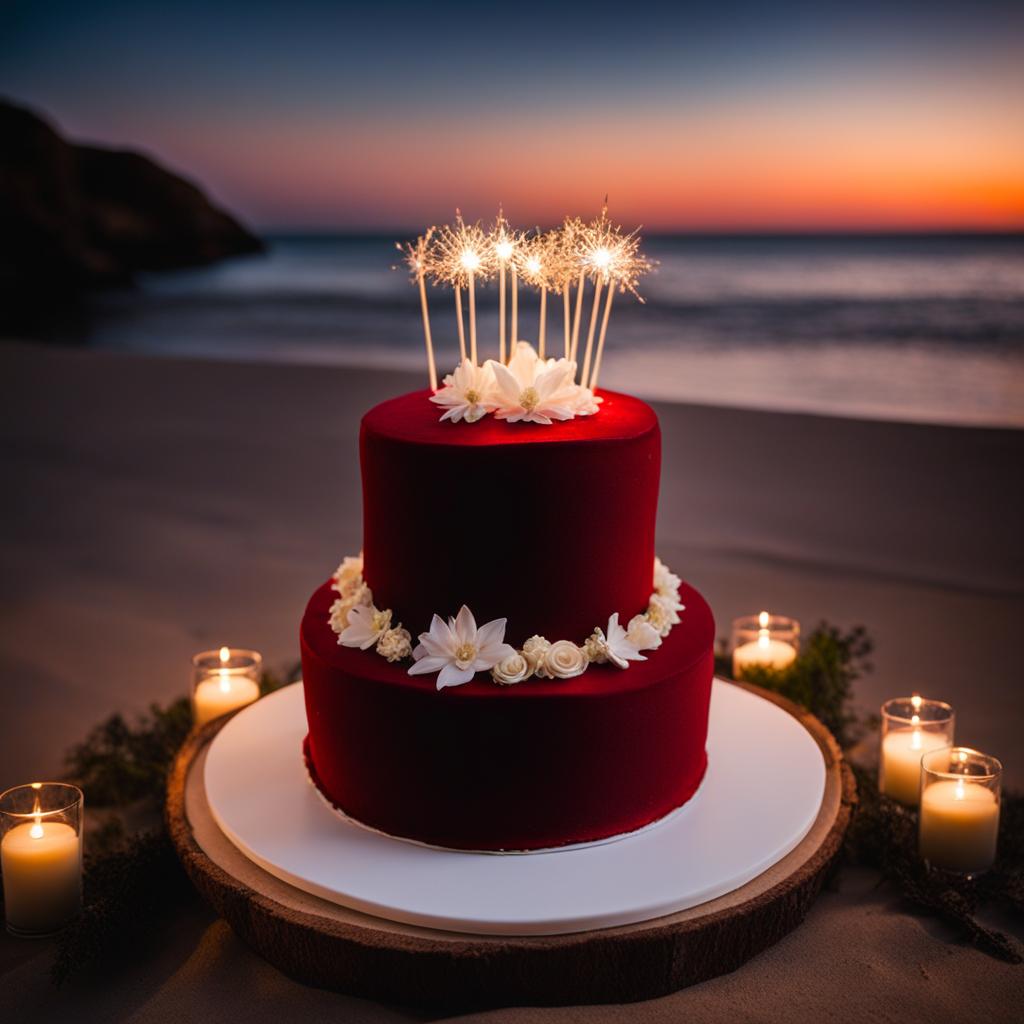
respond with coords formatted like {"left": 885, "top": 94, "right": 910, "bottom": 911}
{"left": 300, "top": 386, "right": 716, "bottom": 852}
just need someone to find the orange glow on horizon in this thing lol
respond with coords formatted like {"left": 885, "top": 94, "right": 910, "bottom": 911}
{"left": 104, "top": 73, "right": 1024, "bottom": 232}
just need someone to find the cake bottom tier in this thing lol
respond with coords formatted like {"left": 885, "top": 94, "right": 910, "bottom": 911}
{"left": 300, "top": 580, "right": 715, "bottom": 852}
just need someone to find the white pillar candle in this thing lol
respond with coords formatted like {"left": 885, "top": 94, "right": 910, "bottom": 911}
{"left": 920, "top": 779, "right": 999, "bottom": 873}
{"left": 193, "top": 671, "right": 260, "bottom": 726}
{"left": 880, "top": 727, "right": 949, "bottom": 805}
{"left": 732, "top": 634, "right": 797, "bottom": 676}
{"left": 1, "top": 820, "right": 81, "bottom": 934}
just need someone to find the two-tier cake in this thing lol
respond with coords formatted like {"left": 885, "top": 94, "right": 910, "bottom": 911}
{"left": 299, "top": 210, "right": 715, "bottom": 852}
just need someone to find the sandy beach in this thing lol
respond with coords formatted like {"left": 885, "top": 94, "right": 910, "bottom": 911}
{"left": 2, "top": 340, "right": 1023, "bottom": 1020}
{"left": 3, "top": 340, "right": 1021, "bottom": 788}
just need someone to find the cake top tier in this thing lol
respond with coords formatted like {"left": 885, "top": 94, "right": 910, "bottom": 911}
{"left": 363, "top": 386, "right": 657, "bottom": 449}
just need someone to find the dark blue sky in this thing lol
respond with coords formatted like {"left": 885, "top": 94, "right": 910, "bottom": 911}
{"left": 3, "top": 1, "right": 1022, "bottom": 229}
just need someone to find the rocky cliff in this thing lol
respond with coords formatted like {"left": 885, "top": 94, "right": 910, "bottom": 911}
{"left": 0, "top": 99, "right": 263, "bottom": 329}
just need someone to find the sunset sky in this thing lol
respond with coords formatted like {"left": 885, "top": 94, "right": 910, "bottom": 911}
{"left": 3, "top": 0, "right": 1023, "bottom": 231}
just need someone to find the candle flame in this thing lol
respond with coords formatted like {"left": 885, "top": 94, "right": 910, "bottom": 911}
{"left": 758, "top": 610, "right": 770, "bottom": 629}
{"left": 219, "top": 646, "right": 230, "bottom": 664}
{"left": 958, "top": 750, "right": 968, "bottom": 763}
{"left": 911, "top": 694, "right": 922, "bottom": 711}
{"left": 30, "top": 792, "right": 43, "bottom": 838}
{"left": 757, "top": 633, "right": 770, "bottom": 650}
{"left": 955, "top": 777, "right": 966, "bottom": 799}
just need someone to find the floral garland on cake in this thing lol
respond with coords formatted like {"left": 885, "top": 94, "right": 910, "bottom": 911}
{"left": 327, "top": 554, "right": 685, "bottom": 691}
{"left": 431, "top": 342, "right": 601, "bottom": 425}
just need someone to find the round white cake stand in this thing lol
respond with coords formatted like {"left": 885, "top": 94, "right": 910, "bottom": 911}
{"left": 201, "top": 679, "right": 825, "bottom": 937}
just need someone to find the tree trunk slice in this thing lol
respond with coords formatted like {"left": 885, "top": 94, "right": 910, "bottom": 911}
{"left": 166, "top": 680, "right": 855, "bottom": 1009}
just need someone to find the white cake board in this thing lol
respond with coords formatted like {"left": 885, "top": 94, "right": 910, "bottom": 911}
{"left": 202, "top": 680, "right": 825, "bottom": 936}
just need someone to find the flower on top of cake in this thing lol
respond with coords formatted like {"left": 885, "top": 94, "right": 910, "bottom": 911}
{"left": 431, "top": 343, "right": 600, "bottom": 426}
{"left": 395, "top": 204, "right": 653, "bottom": 422}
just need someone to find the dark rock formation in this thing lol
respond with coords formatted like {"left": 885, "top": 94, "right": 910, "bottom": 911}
{"left": 0, "top": 98, "right": 263, "bottom": 330}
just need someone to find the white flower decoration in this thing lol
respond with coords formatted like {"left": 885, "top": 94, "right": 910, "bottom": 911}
{"left": 328, "top": 583, "right": 372, "bottom": 637}
{"left": 332, "top": 553, "right": 364, "bottom": 594}
{"left": 627, "top": 613, "right": 663, "bottom": 651}
{"left": 408, "top": 605, "right": 516, "bottom": 690}
{"left": 653, "top": 556, "right": 681, "bottom": 599}
{"left": 376, "top": 625, "right": 412, "bottom": 663}
{"left": 538, "top": 639, "right": 588, "bottom": 679}
{"left": 521, "top": 635, "right": 552, "bottom": 672}
{"left": 340, "top": 603, "right": 393, "bottom": 650}
{"left": 604, "top": 612, "right": 648, "bottom": 669}
{"left": 488, "top": 343, "right": 579, "bottom": 425}
{"left": 430, "top": 359, "right": 497, "bottom": 423}
{"left": 491, "top": 652, "right": 533, "bottom": 686}
{"left": 323, "top": 550, "right": 686, "bottom": 686}
{"left": 649, "top": 591, "right": 683, "bottom": 625}
{"left": 583, "top": 629, "right": 610, "bottom": 664}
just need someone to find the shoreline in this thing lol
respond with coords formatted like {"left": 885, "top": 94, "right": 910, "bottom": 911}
{"left": 1, "top": 340, "right": 1022, "bottom": 790}
{"left": 11, "top": 335, "right": 1024, "bottom": 432}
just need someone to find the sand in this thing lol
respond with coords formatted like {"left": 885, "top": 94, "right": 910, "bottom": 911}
{"left": 1, "top": 340, "right": 1022, "bottom": 1019}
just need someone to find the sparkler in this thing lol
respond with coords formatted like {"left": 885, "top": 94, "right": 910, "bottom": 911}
{"left": 395, "top": 229, "right": 438, "bottom": 390}
{"left": 588, "top": 228, "right": 653, "bottom": 391}
{"left": 515, "top": 231, "right": 556, "bottom": 358}
{"left": 548, "top": 219, "right": 581, "bottom": 360}
{"left": 577, "top": 204, "right": 621, "bottom": 386}
{"left": 432, "top": 212, "right": 493, "bottom": 365}
{"left": 489, "top": 209, "right": 520, "bottom": 364}
{"left": 397, "top": 208, "right": 650, "bottom": 388}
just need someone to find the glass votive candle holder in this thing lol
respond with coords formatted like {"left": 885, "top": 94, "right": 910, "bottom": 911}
{"left": 1, "top": 782, "right": 84, "bottom": 937}
{"left": 919, "top": 747, "right": 1001, "bottom": 876}
{"left": 192, "top": 646, "right": 262, "bottom": 727}
{"left": 731, "top": 611, "right": 800, "bottom": 679}
{"left": 879, "top": 696, "right": 954, "bottom": 806}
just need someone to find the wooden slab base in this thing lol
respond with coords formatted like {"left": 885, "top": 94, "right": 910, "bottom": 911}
{"left": 166, "top": 681, "right": 855, "bottom": 1009}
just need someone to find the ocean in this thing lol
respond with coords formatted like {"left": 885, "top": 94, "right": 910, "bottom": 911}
{"left": 84, "top": 233, "right": 1024, "bottom": 428}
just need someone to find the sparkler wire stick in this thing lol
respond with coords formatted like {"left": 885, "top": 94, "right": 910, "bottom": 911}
{"left": 417, "top": 270, "right": 437, "bottom": 390}
{"left": 580, "top": 276, "right": 604, "bottom": 388}
{"left": 511, "top": 267, "right": 518, "bottom": 355}
{"left": 538, "top": 285, "right": 547, "bottom": 359}
{"left": 570, "top": 269, "right": 585, "bottom": 367}
{"left": 589, "top": 284, "right": 615, "bottom": 392}
{"left": 499, "top": 265, "right": 507, "bottom": 364}
{"left": 563, "top": 288, "right": 571, "bottom": 359}
{"left": 455, "top": 285, "right": 466, "bottom": 363}
{"left": 468, "top": 270, "right": 478, "bottom": 364}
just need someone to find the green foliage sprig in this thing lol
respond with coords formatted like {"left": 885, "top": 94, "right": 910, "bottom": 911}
{"left": 43, "top": 664, "right": 299, "bottom": 984}
{"left": 716, "top": 622, "right": 873, "bottom": 748}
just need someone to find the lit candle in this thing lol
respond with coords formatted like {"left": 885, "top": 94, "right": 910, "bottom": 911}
{"left": 879, "top": 695, "right": 955, "bottom": 806}
{"left": 192, "top": 646, "right": 261, "bottom": 726}
{"left": 1, "top": 783, "right": 83, "bottom": 936}
{"left": 731, "top": 610, "right": 799, "bottom": 677}
{"left": 919, "top": 749, "right": 1001, "bottom": 873}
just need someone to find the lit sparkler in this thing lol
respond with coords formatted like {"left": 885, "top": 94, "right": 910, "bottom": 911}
{"left": 588, "top": 227, "right": 654, "bottom": 391}
{"left": 432, "top": 212, "right": 493, "bottom": 364}
{"left": 395, "top": 228, "right": 438, "bottom": 390}
{"left": 489, "top": 208, "right": 521, "bottom": 364}
{"left": 515, "top": 230, "right": 558, "bottom": 358}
